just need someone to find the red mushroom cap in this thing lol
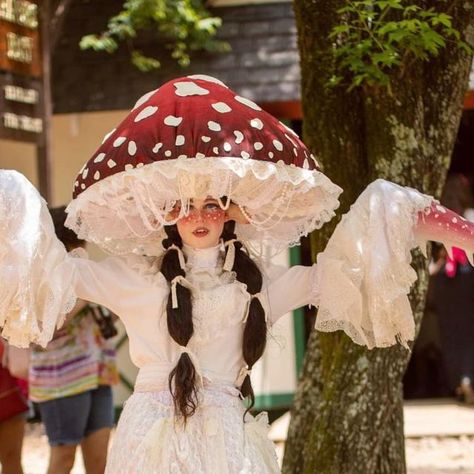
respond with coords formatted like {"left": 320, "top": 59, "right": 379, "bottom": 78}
{"left": 73, "top": 75, "right": 320, "bottom": 198}
{"left": 66, "top": 75, "right": 341, "bottom": 256}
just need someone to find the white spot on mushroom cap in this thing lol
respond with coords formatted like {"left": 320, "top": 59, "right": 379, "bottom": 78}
{"left": 134, "top": 105, "right": 158, "bottom": 122}
{"left": 201, "top": 136, "right": 211, "bottom": 143}
{"left": 113, "top": 136, "right": 127, "bottom": 147}
{"left": 81, "top": 183, "right": 86, "bottom": 190}
{"left": 94, "top": 171, "right": 100, "bottom": 180}
{"left": 174, "top": 81, "right": 210, "bottom": 97}
{"left": 234, "top": 130, "right": 244, "bottom": 144}
{"left": 187, "top": 75, "right": 227, "bottom": 87}
{"left": 125, "top": 164, "right": 134, "bottom": 171}
{"left": 303, "top": 159, "right": 309, "bottom": 169}
{"left": 213, "top": 147, "right": 219, "bottom": 154}
{"left": 102, "top": 128, "right": 116, "bottom": 144}
{"left": 107, "top": 159, "right": 117, "bottom": 168}
{"left": 177, "top": 154, "right": 187, "bottom": 159}
{"left": 153, "top": 143, "right": 163, "bottom": 153}
{"left": 136, "top": 163, "right": 144, "bottom": 168}
{"left": 208, "top": 121, "right": 221, "bottom": 132}
{"left": 311, "top": 155, "right": 320, "bottom": 167}
{"left": 165, "top": 150, "right": 172, "bottom": 157}
{"left": 285, "top": 133, "right": 297, "bottom": 147}
{"left": 223, "top": 143, "right": 232, "bottom": 152}
{"left": 94, "top": 153, "right": 106, "bottom": 163}
{"left": 212, "top": 102, "right": 232, "bottom": 113}
{"left": 281, "top": 121, "right": 299, "bottom": 137}
{"left": 196, "top": 152, "right": 205, "bottom": 159}
{"left": 250, "top": 118, "right": 263, "bottom": 130}
{"left": 254, "top": 142, "right": 263, "bottom": 151}
{"left": 175, "top": 135, "right": 185, "bottom": 146}
{"left": 234, "top": 95, "right": 261, "bottom": 111}
{"left": 273, "top": 139, "right": 283, "bottom": 151}
{"left": 268, "top": 151, "right": 274, "bottom": 159}
{"left": 132, "top": 89, "right": 158, "bottom": 110}
{"left": 164, "top": 115, "right": 183, "bottom": 127}
{"left": 82, "top": 168, "right": 88, "bottom": 179}
{"left": 128, "top": 141, "right": 137, "bottom": 156}
{"left": 241, "top": 151, "right": 250, "bottom": 159}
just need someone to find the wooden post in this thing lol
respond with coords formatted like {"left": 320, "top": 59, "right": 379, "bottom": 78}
{"left": 36, "top": 0, "right": 51, "bottom": 200}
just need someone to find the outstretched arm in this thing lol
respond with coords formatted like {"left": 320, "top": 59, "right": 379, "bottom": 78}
{"left": 313, "top": 179, "right": 474, "bottom": 349}
{"left": 0, "top": 170, "right": 168, "bottom": 348}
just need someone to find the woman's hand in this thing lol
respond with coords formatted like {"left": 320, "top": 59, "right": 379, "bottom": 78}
{"left": 226, "top": 204, "right": 250, "bottom": 224}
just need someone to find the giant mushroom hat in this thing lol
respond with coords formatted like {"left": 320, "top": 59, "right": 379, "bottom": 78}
{"left": 66, "top": 75, "right": 342, "bottom": 255}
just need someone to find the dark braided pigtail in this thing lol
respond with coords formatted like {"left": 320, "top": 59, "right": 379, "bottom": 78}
{"left": 160, "top": 225, "right": 198, "bottom": 422}
{"left": 222, "top": 220, "right": 267, "bottom": 416}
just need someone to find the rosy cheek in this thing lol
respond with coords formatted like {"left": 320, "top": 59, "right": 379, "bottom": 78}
{"left": 179, "top": 214, "right": 197, "bottom": 224}
{"left": 202, "top": 210, "right": 226, "bottom": 223}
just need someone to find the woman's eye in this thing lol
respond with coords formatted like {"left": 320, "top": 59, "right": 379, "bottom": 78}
{"left": 204, "top": 203, "right": 219, "bottom": 211}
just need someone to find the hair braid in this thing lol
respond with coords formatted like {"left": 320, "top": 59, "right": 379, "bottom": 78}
{"left": 160, "top": 225, "right": 198, "bottom": 422}
{"left": 221, "top": 221, "right": 267, "bottom": 415}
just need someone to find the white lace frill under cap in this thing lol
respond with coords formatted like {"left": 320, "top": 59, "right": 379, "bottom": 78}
{"left": 65, "top": 74, "right": 342, "bottom": 256}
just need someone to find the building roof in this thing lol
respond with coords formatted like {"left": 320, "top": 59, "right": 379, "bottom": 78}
{"left": 51, "top": 1, "right": 474, "bottom": 113}
{"left": 52, "top": 1, "right": 300, "bottom": 113}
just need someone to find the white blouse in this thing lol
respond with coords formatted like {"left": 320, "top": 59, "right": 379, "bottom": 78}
{"left": 72, "top": 244, "right": 319, "bottom": 392}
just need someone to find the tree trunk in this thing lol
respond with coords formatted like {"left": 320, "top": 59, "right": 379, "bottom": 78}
{"left": 283, "top": 1, "right": 474, "bottom": 473}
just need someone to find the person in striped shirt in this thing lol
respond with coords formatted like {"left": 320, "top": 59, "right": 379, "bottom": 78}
{"left": 29, "top": 206, "right": 119, "bottom": 474}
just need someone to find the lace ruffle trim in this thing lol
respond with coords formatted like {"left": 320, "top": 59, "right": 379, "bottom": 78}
{"left": 314, "top": 179, "right": 434, "bottom": 349}
{"left": 65, "top": 157, "right": 342, "bottom": 256}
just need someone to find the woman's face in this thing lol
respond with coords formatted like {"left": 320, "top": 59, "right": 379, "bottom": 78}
{"left": 173, "top": 197, "right": 227, "bottom": 249}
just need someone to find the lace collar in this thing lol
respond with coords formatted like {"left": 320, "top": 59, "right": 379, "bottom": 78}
{"left": 183, "top": 243, "right": 223, "bottom": 272}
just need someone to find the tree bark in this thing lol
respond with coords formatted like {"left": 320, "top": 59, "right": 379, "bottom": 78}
{"left": 283, "top": 1, "right": 474, "bottom": 473}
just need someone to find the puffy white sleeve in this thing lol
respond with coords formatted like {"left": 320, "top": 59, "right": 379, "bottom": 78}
{"left": 0, "top": 170, "right": 166, "bottom": 348}
{"left": 0, "top": 171, "right": 77, "bottom": 347}
{"left": 263, "top": 263, "right": 320, "bottom": 326}
{"left": 314, "top": 179, "right": 434, "bottom": 349}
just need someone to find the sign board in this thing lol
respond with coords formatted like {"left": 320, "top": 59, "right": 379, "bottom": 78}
{"left": 0, "top": 1, "right": 43, "bottom": 143}
{"left": 0, "top": 0, "right": 41, "bottom": 77}
{"left": 0, "top": 72, "right": 43, "bottom": 142}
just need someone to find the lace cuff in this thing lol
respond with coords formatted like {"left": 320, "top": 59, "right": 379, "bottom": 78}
{"left": 314, "top": 179, "right": 434, "bottom": 349}
{"left": 0, "top": 171, "right": 77, "bottom": 348}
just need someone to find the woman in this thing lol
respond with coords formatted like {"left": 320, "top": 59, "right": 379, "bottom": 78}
{"left": 1, "top": 75, "right": 474, "bottom": 473}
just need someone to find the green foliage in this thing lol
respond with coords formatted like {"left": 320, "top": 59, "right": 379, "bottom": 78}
{"left": 329, "top": 0, "right": 472, "bottom": 90}
{"left": 79, "top": 0, "right": 229, "bottom": 72}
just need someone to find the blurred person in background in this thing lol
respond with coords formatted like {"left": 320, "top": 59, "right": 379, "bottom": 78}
{"left": 0, "top": 339, "right": 28, "bottom": 474}
{"left": 431, "top": 174, "right": 474, "bottom": 403}
{"left": 29, "top": 206, "right": 119, "bottom": 474}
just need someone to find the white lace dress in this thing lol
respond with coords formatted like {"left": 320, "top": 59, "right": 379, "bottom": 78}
{"left": 72, "top": 244, "right": 319, "bottom": 474}
{"left": 0, "top": 171, "right": 437, "bottom": 473}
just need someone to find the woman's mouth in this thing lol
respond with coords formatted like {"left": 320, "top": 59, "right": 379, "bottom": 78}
{"left": 192, "top": 227, "right": 209, "bottom": 237}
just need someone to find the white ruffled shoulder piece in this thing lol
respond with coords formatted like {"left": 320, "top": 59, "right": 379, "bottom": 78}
{"left": 314, "top": 179, "right": 434, "bottom": 349}
{"left": 0, "top": 170, "right": 76, "bottom": 348}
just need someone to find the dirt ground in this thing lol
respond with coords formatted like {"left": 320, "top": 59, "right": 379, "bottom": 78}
{"left": 18, "top": 423, "right": 474, "bottom": 474}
